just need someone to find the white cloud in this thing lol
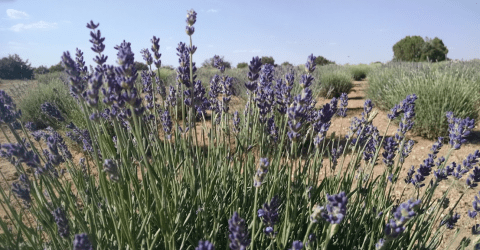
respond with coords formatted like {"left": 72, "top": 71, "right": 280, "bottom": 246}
{"left": 233, "top": 49, "right": 247, "bottom": 53}
{"left": 6, "top": 9, "right": 29, "bottom": 19}
{"left": 10, "top": 21, "right": 57, "bottom": 32}
{"left": 250, "top": 49, "right": 261, "bottom": 53}
{"left": 166, "top": 46, "right": 172, "bottom": 50}
{"left": 207, "top": 9, "right": 219, "bottom": 13}
{"left": 208, "top": 44, "right": 213, "bottom": 48}
{"left": 329, "top": 42, "right": 337, "bottom": 45}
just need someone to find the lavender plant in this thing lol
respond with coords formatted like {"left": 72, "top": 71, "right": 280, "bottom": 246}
{"left": 1, "top": 9, "right": 480, "bottom": 250}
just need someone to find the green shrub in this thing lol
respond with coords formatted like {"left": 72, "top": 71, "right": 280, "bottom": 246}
{"left": 236, "top": 62, "right": 248, "bottom": 69}
{"left": 18, "top": 72, "right": 85, "bottom": 129}
{"left": 314, "top": 55, "right": 335, "bottom": 66}
{"left": 349, "top": 64, "right": 371, "bottom": 80}
{"left": 34, "top": 65, "right": 50, "bottom": 75}
{"left": 281, "top": 61, "right": 293, "bottom": 67}
{"left": 201, "top": 55, "right": 232, "bottom": 69}
{"left": 261, "top": 56, "right": 275, "bottom": 66}
{"left": 49, "top": 62, "right": 65, "bottom": 73}
{"left": 317, "top": 72, "right": 353, "bottom": 98}
{"left": 392, "top": 36, "right": 448, "bottom": 62}
{"left": 134, "top": 61, "right": 149, "bottom": 71}
{"left": 366, "top": 61, "right": 480, "bottom": 139}
{"left": 0, "top": 54, "right": 34, "bottom": 80}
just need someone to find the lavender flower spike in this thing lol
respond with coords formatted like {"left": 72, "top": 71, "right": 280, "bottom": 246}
{"left": 253, "top": 158, "right": 269, "bottom": 187}
{"left": 41, "top": 102, "right": 64, "bottom": 122}
{"left": 73, "top": 233, "right": 93, "bottom": 250}
{"left": 446, "top": 111, "right": 475, "bottom": 150}
{"left": 321, "top": 191, "right": 348, "bottom": 224}
{"left": 196, "top": 240, "right": 215, "bottom": 250}
{"left": 228, "top": 212, "right": 250, "bottom": 250}
{"left": 52, "top": 207, "right": 70, "bottom": 238}
{"left": 290, "top": 241, "right": 304, "bottom": 250}
{"left": 258, "top": 195, "right": 280, "bottom": 238}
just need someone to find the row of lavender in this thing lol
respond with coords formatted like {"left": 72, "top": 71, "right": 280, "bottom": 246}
{"left": 0, "top": 9, "right": 479, "bottom": 250}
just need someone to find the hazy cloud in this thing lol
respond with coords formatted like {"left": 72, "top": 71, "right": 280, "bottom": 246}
{"left": 0, "top": 0, "right": 16, "bottom": 2}
{"left": 10, "top": 21, "right": 57, "bottom": 32}
{"left": 329, "top": 42, "right": 337, "bottom": 45}
{"left": 233, "top": 49, "right": 247, "bottom": 53}
{"left": 166, "top": 46, "right": 172, "bottom": 50}
{"left": 250, "top": 49, "right": 261, "bottom": 53}
{"left": 7, "top": 9, "right": 29, "bottom": 19}
{"left": 208, "top": 44, "right": 214, "bottom": 47}
{"left": 207, "top": 9, "right": 219, "bottom": 13}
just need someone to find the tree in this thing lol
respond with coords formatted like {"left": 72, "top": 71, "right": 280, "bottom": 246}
{"left": 0, "top": 54, "right": 34, "bottom": 80}
{"left": 261, "top": 56, "right": 275, "bottom": 66}
{"left": 420, "top": 37, "right": 448, "bottom": 62}
{"left": 314, "top": 56, "right": 335, "bottom": 66}
{"left": 201, "top": 55, "right": 231, "bottom": 69}
{"left": 281, "top": 61, "right": 293, "bottom": 67}
{"left": 34, "top": 65, "right": 50, "bottom": 75}
{"left": 134, "top": 61, "right": 149, "bottom": 71}
{"left": 49, "top": 62, "right": 65, "bottom": 73}
{"left": 392, "top": 36, "right": 425, "bottom": 62}
{"left": 237, "top": 62, "right": 248, "bottom": 69}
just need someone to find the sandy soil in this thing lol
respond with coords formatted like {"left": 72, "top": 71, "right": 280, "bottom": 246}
{"left": 0, "top": 78, "right": 479, "bottom": 248}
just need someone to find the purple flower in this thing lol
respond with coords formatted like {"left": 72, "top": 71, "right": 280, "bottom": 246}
{"left": 73, "top": 233, "right": 93, "bottom": 250}
{"left": 446, "top": 111, "right": 475, "bottom": 150}
{"left": 196, "top": 240, "right": 214, "bottom": 250}
{"left": 150, "top": 36, "right": 162, "bottom": 68}
{"left": 337, "top": 93, "right": 348, "bottom": 117}
{"left": 228, "top": 212, "right": 250, "bottom": 250}
{"left": 161, "top": 110, "right": 173, "bottom": 139}
{"left": 254, "top": 158, "right": 269, "bottom": 187}
{"left": 86, "top": 20, "right": 99, "bottom": 30}
{"left": 304, "top": 54, "right": 316, "bottom": 73}
{"left": 258, "top": 195, "right": 281, "bottom": 237}
{"left": 11, "top": 182, "right": 31, "bottom": 207}
{"left": 321, "top": 192, "right": 348, "bottom": 224}
{"left": 2, "top": 143, "right": 41, "bottom": 168}
{"left": 289, "top": 241, "right": 303, "bottom": 250}
{"left": 186, "top": 9, "right": 197, "bottom": 26}
{"left": 41, "top": 102, "right": 64, "bottom": 122}
{"left": 440, "top": 212, "right": 460, "bottom": 229}
{"left": 103, "top": 159, "right": 120, "bottom": 182}
{"left": 313, "top": 102, "right": 337, "bottom": 146}
{"left": 375, "top": 238, "right": 385, "bottom": 250}
{"left": 472, "top": 224, "right": 480, "bottom": 235}
{"left": 382, "top": 137, "right": 398, "bottom": 167}
{"left": 392, "top": 199, "right": 421, "bottom": 226}
{"left": 245, "top": 57, "right": 262, "bottom": 91}
{"left": 89, "top": 28, "right": 106, "bottom": 55}
{"left": 52, "top": 207, "right": 69, "bottom": 238}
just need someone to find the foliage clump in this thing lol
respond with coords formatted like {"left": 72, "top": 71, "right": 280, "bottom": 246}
{"left": 261, "top": 56, "right": 276, "bottom": 66}
{"left": 393, "top": 36, "right": 448, "bottom": 62}
{"left": 237, "top": 62, "right": 248, "bottom": 69}
{"left": 202, "top": 55, "right": 232, "bottom": 69}
{"left": 314, "top": 55, "right": 335, "bottom": 66}
{"left": 0, "top": 54, "right": 34, "bottom": 80}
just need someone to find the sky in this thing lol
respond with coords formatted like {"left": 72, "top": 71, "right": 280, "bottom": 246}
{"left": 0, "top": 0, "right": 479, "bottom": 68}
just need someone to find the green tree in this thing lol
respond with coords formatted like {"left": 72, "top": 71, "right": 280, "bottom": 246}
{"left": 420, "top": 37, "right": 448, "bottom": 62}
{"left": 34, "top": 65, "right": 50, "bottom": 75}
{"left": 49, "top": 62, "right": 65, "bottom": 73}
{"left": 134, "top": 61, "right": 149, "bottom": 71}
{"left": 314, "top": 56, "right": 335, "bottom": 66}
{"left": 202, "top": 55, "right": 231, "bottom": 69}
{"left": 237, "top": 62, "right": 248, "bottom": 69}
{"left": 0, "top": 54, "right": 34, "bottom": 80}
{"left": 281, "top": 61, "right": 293, "bottom": 67}
{"left": 392, "top": 36, "right": 425, "bottom": 62}
{"left": 261, "top": 56, "right": 275, "bottom": 66}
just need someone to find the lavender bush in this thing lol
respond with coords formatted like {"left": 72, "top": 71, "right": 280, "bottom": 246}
{"left": 0, "top": 9, "right": 479, "bottom": 250}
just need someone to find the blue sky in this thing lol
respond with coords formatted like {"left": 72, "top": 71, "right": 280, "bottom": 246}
{"left": 1, "top": 0, "right": 479, "bottom": 68}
